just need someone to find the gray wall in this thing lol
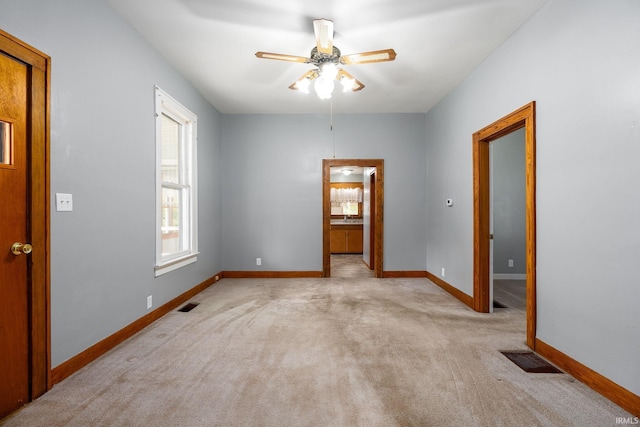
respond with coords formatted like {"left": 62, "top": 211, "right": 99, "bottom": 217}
{"left": 492, "top": 129, "right": 526, "bottom": 276}
{"left": 221, "top": 113, "right": 427, "bottom": 272}
{"left": 0, "top": 0, "right": 223, "bottom": 367}
{"left": 426, "top": 0, "right": 640, "bottom": 396}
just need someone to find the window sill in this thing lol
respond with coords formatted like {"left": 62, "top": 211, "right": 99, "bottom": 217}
{"left": 155, "top": 252, "right": 198, "bottom": 277}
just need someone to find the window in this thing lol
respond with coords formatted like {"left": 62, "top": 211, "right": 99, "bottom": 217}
{"left": 331, "top": 202, "right": 360, "bottom": 216}
{"left": 0, "top": 120, "right": 12, "bottom": 165}
{"left": 330, "top": 185, "right": 363, "bottom": 217}
{"left": 155, "top": 86, "right": 198, "bottom": 276}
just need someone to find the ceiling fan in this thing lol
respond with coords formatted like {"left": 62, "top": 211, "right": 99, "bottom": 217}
{"left": 255, "top": 19, "right": 396, "bottom": 100}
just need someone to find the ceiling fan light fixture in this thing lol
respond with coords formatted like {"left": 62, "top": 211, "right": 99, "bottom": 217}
{"left": 337, "top": 69, "right": 365, "bottom": 93}
{"left": 314, "top": 74, "right": 334, "bottom": 100}
{"left": 289, "top": 70, "right": 317, "bottom": 93}
{"left": 313, "top": 63, "right": 339, "bottom": 99}
{"left": 320, "top": 62, "right": 338, "bottom": 80}
{"left": 340, "top": 76, "right": 356, "bottom": 92}
{"left": 294, "top": 78, "right": 311, "bottom": 93}
{"left": 257, "top": 20, "right": 394, "bottom": 100}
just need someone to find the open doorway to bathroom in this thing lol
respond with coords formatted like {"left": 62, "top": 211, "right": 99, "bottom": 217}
{"left": 322, "top": 159, "right": 384, "bottom": 278}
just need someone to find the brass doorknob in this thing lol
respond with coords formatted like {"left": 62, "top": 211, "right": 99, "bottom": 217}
{"left": 11, "top": 242, "right": 32, "bottom": 255}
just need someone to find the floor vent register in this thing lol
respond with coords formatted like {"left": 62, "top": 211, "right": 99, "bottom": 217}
{"left": 500, "top": 351, "right": 562, "bottom": 373}
{"left": 178, "top": 302, "right": 200, "bottom": 312}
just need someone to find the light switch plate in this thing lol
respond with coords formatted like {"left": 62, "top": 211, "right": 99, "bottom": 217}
{"left": 56, "top": 193, "right": 73, "bottom": 212}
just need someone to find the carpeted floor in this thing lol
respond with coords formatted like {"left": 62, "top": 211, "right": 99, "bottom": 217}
{"left": 1, "top": 277, "right": 632, "bottom": 426}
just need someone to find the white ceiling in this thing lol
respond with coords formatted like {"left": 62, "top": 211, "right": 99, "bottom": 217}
{"left": 107, "top": 0, "right": 547, "bottom": 114}
{"left": 330, "top": 167, "right": 365, "bottom": 176}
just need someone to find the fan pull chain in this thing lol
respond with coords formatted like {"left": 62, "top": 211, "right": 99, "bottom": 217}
{"left": 331, "top": 99, "right": 336, "bottom": 158}
{"left": 330, "top": 97, "right": 333, "bottom": 131}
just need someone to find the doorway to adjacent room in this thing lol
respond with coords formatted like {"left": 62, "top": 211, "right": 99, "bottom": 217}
{"left": 472, "top": 102, "right": 536, "bottom": 349}
{"left": 322, "top": 159, "right": 384, "bottom": 278}
{"left": 490, "top": 128, "right": 527, "bottom": 324}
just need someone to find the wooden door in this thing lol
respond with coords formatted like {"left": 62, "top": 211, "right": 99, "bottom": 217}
{"left": 0, "top": 30, "right": 50, "bottom": 419}
{"left": 0, "top": 49, "right": 31, "bottom": 419}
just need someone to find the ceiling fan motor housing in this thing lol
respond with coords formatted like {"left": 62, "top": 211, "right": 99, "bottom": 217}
{"left": 310, "top": 46, "right": 341, "bottom": 66}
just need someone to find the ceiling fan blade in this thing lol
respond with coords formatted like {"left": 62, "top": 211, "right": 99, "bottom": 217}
{"left": 340, "top": 49, "right": 397, "bottom": 65}
{"left": 289, "top": 70, "right": 317, "bottom": 92}
{"left": 313, "top": 19, "right": 334, "bottom": 55}
{"left": 255, "top": 51, "right": 310, "bottom": 63}
{"left": 337, "top": 69, "right": 365, "bottom": 92}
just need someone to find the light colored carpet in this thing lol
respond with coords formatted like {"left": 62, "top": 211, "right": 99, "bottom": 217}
{"left": 2, "top": 277, "right": 632, "bottom": 426}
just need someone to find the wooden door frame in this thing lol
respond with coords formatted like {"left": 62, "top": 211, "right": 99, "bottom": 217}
{"left": 473, "top": 101, "right": 536, "bottom": 349}
{"left": 0, "top": 30, "right": 51, "bottom": 398}
{"left": 323, "top": 159, "right": 384, "bottom": 277}
{"left": 368, "top": 170, "right": 376, "bottom": 269}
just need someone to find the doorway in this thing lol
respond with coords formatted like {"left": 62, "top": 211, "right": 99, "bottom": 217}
{"left": 322, "top": 159, "right": 384, "bottom": 278}
{"left": 472, "top": 102, "right": 536, "bottom": 348}
{"left": 368, "top": 170, "right": 376, "bottom": 270}
{"left": 0, "top": 30, "right": 51, "bottom": 418}
{"left": 490, "top": 129, "right": 526, "bottom": 314}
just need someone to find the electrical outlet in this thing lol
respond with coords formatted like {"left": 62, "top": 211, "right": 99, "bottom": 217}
{"left": 256, "top": 258, "right": 262, "bottom": 266}
{"left": 508, "top": 259, "right": 514, "bottom": 268}
{"left": 147, "top": 295, "right": 152, "bottom": 309}
{"left": 56, "top": 193, "right": 73, "bottom": 212}
{"left": 441, "top": 267, "right": 445, "bottom": 277}
{"left": 214, "top": 275, "right": 219, "bottom": 281}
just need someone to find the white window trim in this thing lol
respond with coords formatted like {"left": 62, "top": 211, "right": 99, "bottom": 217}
{"left": 154, "top": 86, "right": 198, "bottom": 277}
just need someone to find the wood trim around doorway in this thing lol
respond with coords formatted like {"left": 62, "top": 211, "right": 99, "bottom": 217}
{"left": 323, "top": 159, "right": 384, "bottom": 278}
{"left": 472, "top": 101, "right": 536, "bottom": 349}
{"left": 0, "top": 30, "right": 51, "bottom": 397}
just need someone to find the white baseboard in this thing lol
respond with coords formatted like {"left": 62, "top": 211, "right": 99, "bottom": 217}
{"left": 493, "top": 274, "right": 526, "bottom": 280}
